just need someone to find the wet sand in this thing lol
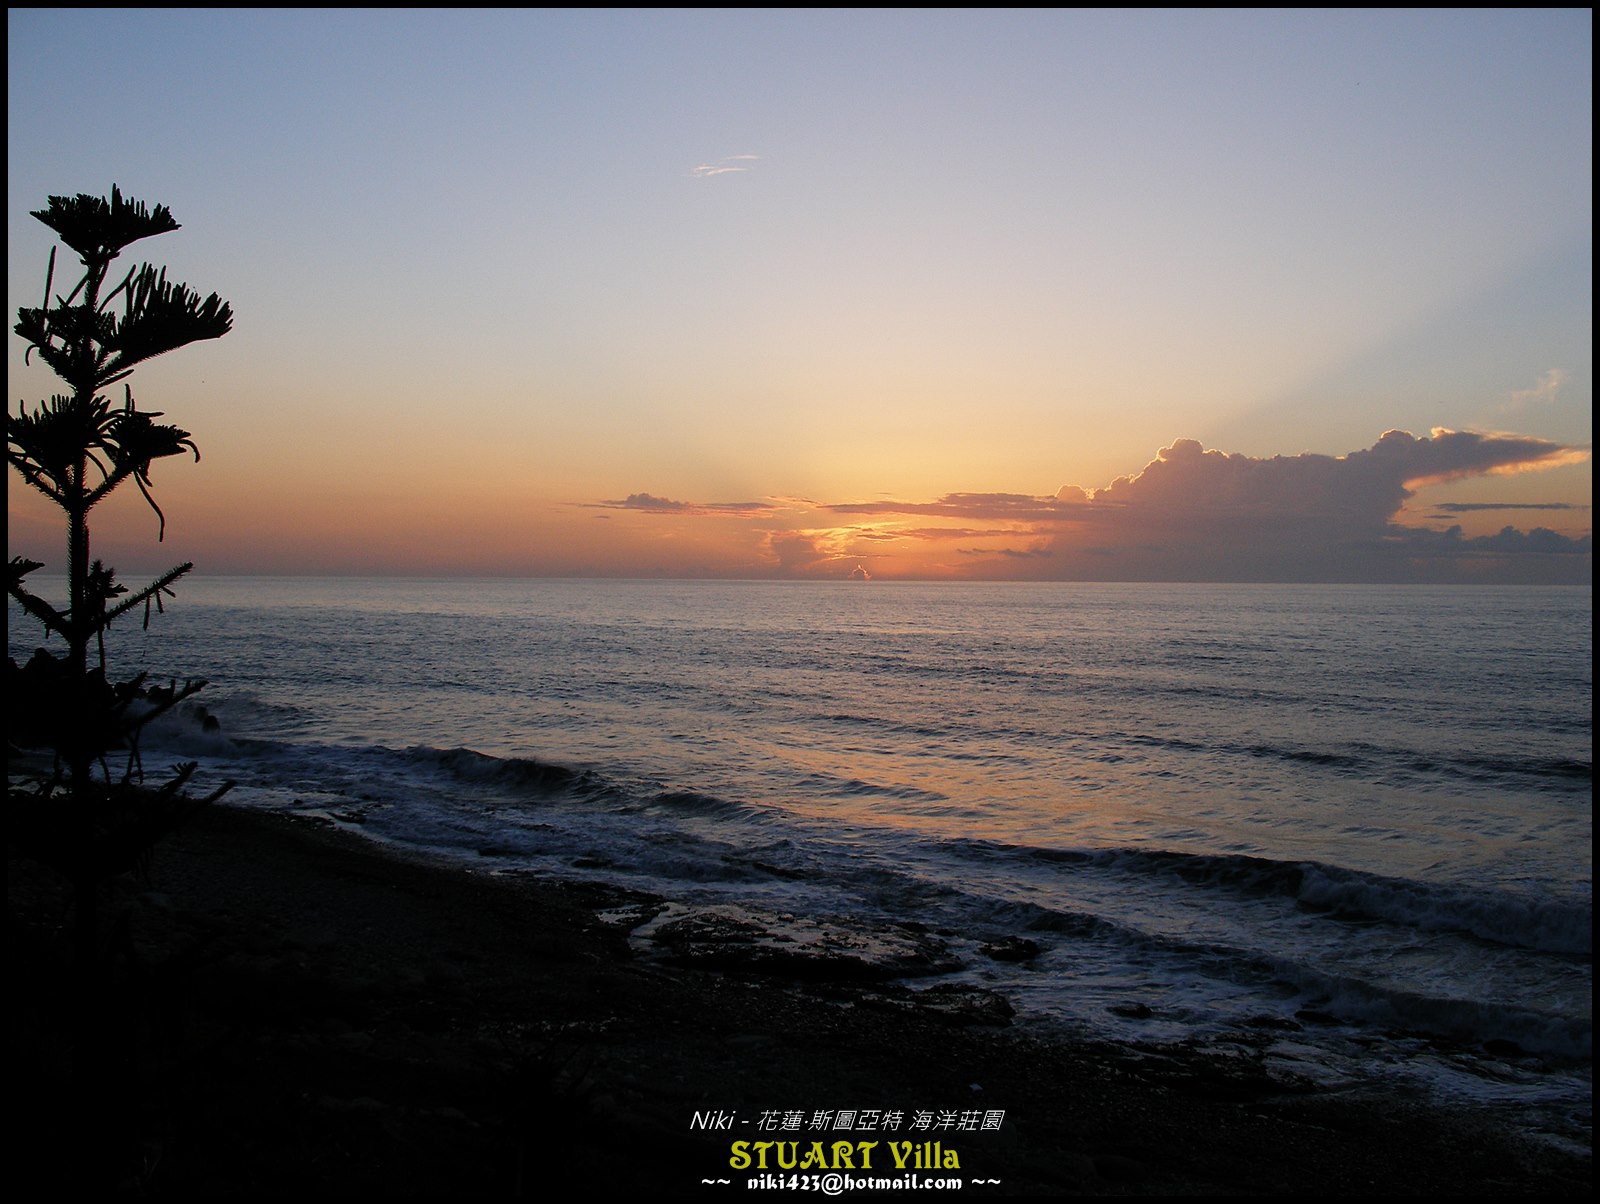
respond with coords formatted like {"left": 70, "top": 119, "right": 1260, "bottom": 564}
{"left": 8, "top": 804, "right": 1590, "bottom": 1196}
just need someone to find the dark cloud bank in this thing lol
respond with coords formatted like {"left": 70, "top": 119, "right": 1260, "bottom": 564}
{"left": 603, "top": 430, "right": 1591, "bottom": 583}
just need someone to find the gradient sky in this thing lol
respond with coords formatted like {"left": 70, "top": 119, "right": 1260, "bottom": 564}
{"left": 7, "top": 9, "right": 1592, "bottom": 582}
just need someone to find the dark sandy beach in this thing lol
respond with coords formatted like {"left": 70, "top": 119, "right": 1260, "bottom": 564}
{"left": 8, "top": 804, "right": 1590, "bottom": 1197}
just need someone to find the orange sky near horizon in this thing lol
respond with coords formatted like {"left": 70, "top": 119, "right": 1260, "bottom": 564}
{"left": 7, "top": 422, "right": 1590, "bottom": 583}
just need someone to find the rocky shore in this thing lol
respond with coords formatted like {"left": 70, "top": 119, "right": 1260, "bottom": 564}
{"left": 8, "top": 804, "right": 1590, "bottom": 1196}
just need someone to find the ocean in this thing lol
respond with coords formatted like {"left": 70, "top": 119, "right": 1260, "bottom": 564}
{"left": 8, "top": 576, "right": 1592, "bottom": 1150}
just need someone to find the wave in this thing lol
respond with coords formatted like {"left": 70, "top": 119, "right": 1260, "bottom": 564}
{"left": 117, "top": 721, "right": 1593, "bottom": 1069}
{"left": 164, "top": 718, "right": 1590, "bottom": 962}
{"left": 647, "top": 789, "right": 767, "bottom": 822}
{"left": 408, "top": 745, "right": 606, "bottom": 797}
{"left": 792, "top": 771, "right": 950, "bottom": 803}
{"left": 947, "top": 840, "right": 1592, "bottom": 957}
{"left": 1292, "top": 862, "right": 1592, "bottom": 956}
{"left": 1220, "top": 737, "right": 1587, "bottom": 791}
{"left": 953, "top": 889, "right": 1591, "bottom": 1060}
{"left": 977, "top": 895, "right": 1589, "bottom": 1061}
{"left": 1283, "top": 963, "right": 1592, "bottom": 1062}
{"left": 140, "top": 712, "right": 1591, "bottom": 963}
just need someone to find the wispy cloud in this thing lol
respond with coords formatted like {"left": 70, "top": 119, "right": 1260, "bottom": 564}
{"left": 590, "top": 492, "right": 775, "bottom": 517}
{"left": 762, "top": 529, "right": 855, "bottom": 576}
{"left": 959, "top": 545, "right": 1055, "bottom": 560}
{"left": 1430, "top": 501, "right": 1586, "bottom": 513}
{"left": 824, "top": 493, "right": 1083, "bottom": 523}
{"left": 881, "top": 526, "right": 1045, "bottom": 542}
{"left": 691, "top": 153, "right": 761, "bottom": 178}
{"left": 1504, "top": 368, "right": 1568, "bottom": 414}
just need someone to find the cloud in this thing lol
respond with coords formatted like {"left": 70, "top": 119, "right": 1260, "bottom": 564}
{"left": 895, "top": 526, "right": 1032, "bottom": 541}
{"left": 1375, "top": 523, "right": 1591, "bottom": 559}
{"left": 575, "top": 428, "right": 1589, "bottom": 583}
{"left": 1471, "top": 526, "right": 1591, "bottom": 554}
{"left": 1505, "top": 368, "right": 1568, "bottom": 413}
{"left": 1026, "top": 429, "right": 1591, "bottom": 581}
{"left": 610, "top": 492, "right": 690, "bottom": 513}
{"left": 820, "top": 428, "right": 1590, "bottom": 583}
{"left": 1359, "top": 427, "right": 1589, "bottom": 488}
{"left": 959, "top": 545, "right": 1055, "bottom": 560}
{"left": 1085, "top": 429, "right": 1582, "bottom": 518}
{"left": 762, "top": 530, "right": 849, "bottom": 576}
{"left": 691, "top": 153, "right": 761, "bottom": 178}
{"left": 591, "top": 492, "right": 775, "bottom": 517}
{"left": 824, "top": 492, "right": 1084, "bottom": 523}
{"left": 1430, "top": 501, "right": 1586, "bottom": 513}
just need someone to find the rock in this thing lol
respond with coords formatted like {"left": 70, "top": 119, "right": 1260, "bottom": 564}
{"left": 646, "top": 906, "right": 961, "bottom": 982}
{"left": 1295, "top": 1009, "right": 1341, "bottom": 1026}
{"left": 980, "top": 936, "right": 1042, "bottom": 962}
{"left": 911, "top": 983, "right": 1016, "bottom": 1027}
{"left": 1246, "top": 1014, "right": 1303, "bottom": 1032}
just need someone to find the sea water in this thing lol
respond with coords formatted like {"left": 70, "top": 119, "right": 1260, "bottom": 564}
{"left": 8, "top": 577, "right": 1591, "bottom": 1147}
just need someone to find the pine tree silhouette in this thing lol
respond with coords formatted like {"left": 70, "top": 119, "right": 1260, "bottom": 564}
{"left": 8, "top": 186, "right": 234, "bottom": 959}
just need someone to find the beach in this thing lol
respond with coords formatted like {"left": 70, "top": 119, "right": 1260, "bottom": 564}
{"left": 9, "top": 802, "right": 1589, "bottom": 1197}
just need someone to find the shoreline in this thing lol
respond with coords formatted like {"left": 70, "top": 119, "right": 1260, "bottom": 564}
{"left": 9, "top": 803, "right": 1591, "bottom": 1196}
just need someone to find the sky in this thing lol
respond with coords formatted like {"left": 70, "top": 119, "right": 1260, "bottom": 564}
{"left": 6, "top": 9, "right": 1592, "bottom": 582}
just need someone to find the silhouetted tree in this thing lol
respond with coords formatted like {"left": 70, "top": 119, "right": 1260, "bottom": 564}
{"left": 8, "top": 186, "right": 233, "bottom": 960}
